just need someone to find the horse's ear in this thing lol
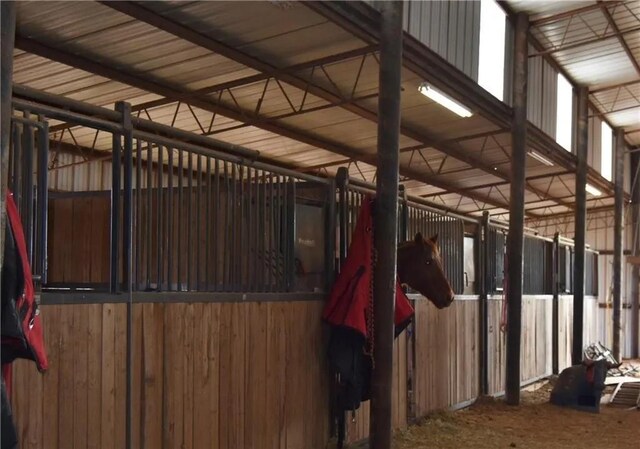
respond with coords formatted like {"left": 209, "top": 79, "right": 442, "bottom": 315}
{"left": 414, "top": 232, "right": 424, "bottom": 245}
{"left": 429, "top": 234, "right": 438, "bottom": 244}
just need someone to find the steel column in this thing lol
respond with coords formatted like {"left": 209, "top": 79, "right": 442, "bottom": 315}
{"left": 631, "top": 151, "right": 640, "bottom": 358}
{"left": 505, "top": 12, "right": 528, "bottom": 406}
{"left": 116, "top": 101, "right": 134, "bottom": 449}
{"left": 0, "top": 1, "right": 16, "bottom": 277}
{"left": 572, "top": 86, "right": 589, "bottom": 365}
{"left": 612, "top": 128, "right": 625, "bottom": 361}
{"left": 552, "top": 233, "right": 560, "bottom": 374}
{"left": 370, "top": 2, "right": 403, "bottom": 448}
{"left": 480, "top": 211, "right": 490, "bottom": 395}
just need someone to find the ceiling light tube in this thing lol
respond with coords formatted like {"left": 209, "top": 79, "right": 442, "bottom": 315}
{"left": 527, "top": 150, "right": 554, "bottom": 166}
{"left": 418, "top": 83, "right": 473, "bottom": 118}
{"left": 585, "top": 184, "right": 602, "bottom": 196}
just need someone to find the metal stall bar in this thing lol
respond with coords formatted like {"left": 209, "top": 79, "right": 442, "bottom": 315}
{"left": 552, "top": 233, "right": 560, "bottom": 374}
{"left": 505, "top": 12, "right": 529, "bottom": 406}
{"left": 612, "top": 128, "right": 625, "bottom": 361}
{"left": 35, "top": 116, "right": 49, "bottom": 285}
{"left": 480, "top": 211, "right": 490, "bottom": 395}
{"left": 115, "top": 101, "right": 134, "bottom": 449}
{"left": 631, "top": 150, "right": 640, "bottom": 359}
{"left": 21, "top": 112, "right": 34, "bottom": 259}
{"left": 572, "top": 86, "right": 589, "bottom": 365}
{"left": 111, "top": 111, "right": 122, "bottom": 293}
{"left": 370, "top": 2, "right": 403, "bottom": 448}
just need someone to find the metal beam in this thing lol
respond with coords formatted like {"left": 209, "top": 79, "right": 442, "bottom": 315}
{"left": 0, "top": 1, "right": 16, "bottom": 280}
{"left": 613, "top": 128, "right": 625, "bottom": 361}
{"left": 104, "top": 1, "right": 571, "bottom": 208}
{"left": 528, "top": 25, "right": 640, "bottom": 58}
{"left": 572, "top": 86, "right": 589, "bottom": 365}
{"left": 505, "top": 11, "right": 528, "bottom": 407}
{"left": 590, "top": 79, "right": 640, "bottom": 94}
{"left": 598, "top": 1, "right": 640, "bottom": 77}
{"left": 631, "top": 150, "right": 640, "bottom": 358}
{"left": 370, "top": 3, "right": 403, "bottom": 448}
{"left": 530, "top": 2, "right": 621, "bottom": 26}
{"left": 14, "top": 37, "right": 520, "bottom": 212}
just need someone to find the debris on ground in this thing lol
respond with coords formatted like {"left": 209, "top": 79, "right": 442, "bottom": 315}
{"left": 393, "top": 382, "right": 638, "bottom": 449}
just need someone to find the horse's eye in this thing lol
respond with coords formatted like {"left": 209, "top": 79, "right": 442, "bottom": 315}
{"left": 426, "top": 259, "right": 431, "bottom": 265}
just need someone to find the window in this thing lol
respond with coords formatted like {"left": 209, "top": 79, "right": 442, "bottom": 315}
{"left": 601, "top": 121, "right": 613, "bottom": 181}
{"left": 478, "top": 0, "right": 506, "bottom": 100}
{"left": 556, "top": 74, "right": 573, "bottom": 151}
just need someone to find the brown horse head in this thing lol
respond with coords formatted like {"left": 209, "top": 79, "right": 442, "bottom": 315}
{"left": 397, "top": 232, "right": 455, "bottom": 309}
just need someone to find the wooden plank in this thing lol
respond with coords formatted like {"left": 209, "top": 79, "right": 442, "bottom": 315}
{"left": 265, "top": 302, "right": 286, "bottom": 449}
{"left": 183, "top": 303, "right": 195, "bottom": 449}
{"left": 131, "top": 304, "right": 143, "bottom": 449}
{"left": 245, "top": 302, "right": 268, "bottom": 449}
{"left": 58, "top": 303, "right": 75, "bottom": 449}
{"left": 42, "top": 305, "right": 61, "bottom": 448}
{"left": 142, "top": 303, "right": 164, "bottom": 449}
{"left": 73, "top": 305, "right": 89, "bottom": 449}
{"left": 101, "top": 304, "right": 116, "bottom": 449}
{"left": 87, "top": 304, "right": 103, "bottom": 449}
{"left": 114, "top": 305, "right": 127, "bottom": 449}
{"left": 163, "top": 303, "right": 185, "bottom": 449}
{"left": 285, "top": 302, "right": 304, "bottom": 449}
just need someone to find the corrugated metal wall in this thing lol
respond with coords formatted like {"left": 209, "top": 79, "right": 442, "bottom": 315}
{"left": 403, "top": 1, "right": 481, "bottom": 80}
{"left": 587, "top": 109, "right": 603, "bottom": 173}
{"left": 526, "top": 48, "right": 558, "bottom": 137}
{"left": 366, "top": 0, "right": 481, "bottom": 80}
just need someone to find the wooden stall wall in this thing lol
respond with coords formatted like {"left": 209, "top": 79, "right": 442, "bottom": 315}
{"left": 487, "top": 296, "right": 553, "bottom": 396}
{"left": 413, "top": 298, "right": 479, "bottom": 416}
{"left": 11, "top": 301, "right": 330, "bottom": 449}
{"left": 557, "top": 295, "right": 574, "bottom": 372}
{"left": 345, "top": 332, "right": 407, "bottom": 445}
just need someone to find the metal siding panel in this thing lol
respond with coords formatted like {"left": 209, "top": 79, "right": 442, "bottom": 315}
{"left": 471, "top": 0, "right": 481, "bottom": 81}
{"left": 541, "top": 60, "right": 558, "bottom": 137}
{"left": 527, "top": 55, "right": 543, "bottom": 129}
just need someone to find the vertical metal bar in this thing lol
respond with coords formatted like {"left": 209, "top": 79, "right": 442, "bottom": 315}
{"left": 552, "top": 233, "right": 560, "bottom": 374}
{"left": 146, "top": 144, "right": 153, "bottom": 290}
{"left": 325, "top": 178, "right": 337, "bottom": 292}
{"left": 505, "top": 11, "right": 528, "bottom": 406}
{"left": 370, "top": 2, "right": 403, "bottom": 448}
{"left": 268, "top": 173, "right": 275, "bottom": 291}
{"left": 631, "top": 151, "right": 640, "bottom": 359}
{"left": 167, "top": 147, "right": 174, "bottom": 291}
{"left": 35, "top": 116, "right": 49, "bottom": 285}
{"left": 287, "top": 178, "right": 296, "bottom": 291}
{"left": 110, "top": 128, "right": 122, "bottom": 293}
{"left": 21, "top": 113, "right": 34, "bottom": 260}
{"left": 206, "top": 156, "right": 212, "bottom": 291}
{"left": 260, "top": 171, "right": 269, "bottom": 291}
{"left": 276, "top": 175, "right": 283, "bottom": 290}
{"left": 480, "top": 211, "right": 490, "bottom": 395}
{"left": 214, "top": 159, "right": 220, "bottom": 290}
{"left": 223, "top": 162, "right": 230, "bottom": 290}
{"left": 135, "top": 139, "right": 141, "bottom": 289}
{"left": 0, "top": 1, "right": 16, "bottom": 274}
{"left": 156, "top": 145, "right": 164, "bottom": 291}
{"left": 11, "top": 124, "right": 21, "bottom": 204}
{"left": 187, "top": 152, "right": 193, "bottom": 290}
{"left": 248, "top": 168, "right": 255, "bottom": 291}
{"left": 239, "top": 165, "right": 245, "bottom": 289}
{"left": 115, "top": 101, "right": 134, "bottom": 449}
{"left": 231, "top": 163, "right": 238, "bottom": 290}
{"left": 612, "top": 128, "right": 625, "bottom": 361}
{"left": 197, "top": 154, "right": 202, "bottom": 290}
{"left": 572, "top": 86, "right": 588, "bottom": 365}
{"left": 177, "top": 149, "right": 184, "bottom": 290}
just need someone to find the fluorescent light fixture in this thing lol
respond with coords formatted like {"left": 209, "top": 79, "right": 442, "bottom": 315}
{"left": 527, "top": 150, "right": 554, "bottom": 166}
{"left": 585, "top": 184, "right": 602, "bottom": 196}
{"left": 418, "top": 83, "right": 473, "bottom": 118}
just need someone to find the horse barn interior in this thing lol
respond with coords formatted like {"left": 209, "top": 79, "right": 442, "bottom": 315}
{"left": 0, "top": 0, "right": 639, "bottom": 448}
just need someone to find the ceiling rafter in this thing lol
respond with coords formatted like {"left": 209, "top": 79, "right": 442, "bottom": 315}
{"left": 15, "top": 36, "right": 527, "bottom": 213}
{"left": 529, "top": 2, "right": 622, "bottom": 26}
{"left": 102, "top": 1, "right": 571, "bottom": 210}
{"left": 598, "top": 0, "right": 640, "bottom": 77}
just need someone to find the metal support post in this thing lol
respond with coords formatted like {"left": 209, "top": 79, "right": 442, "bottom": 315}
{"left": 552, "top": 232, "right": 560, "bottom": 374}
{"left": 1, "top": 1, "right": 17, "bottom": 278}
{"left": 370, "top": 2, "right": 403, "bottom": 448}
{"left": 612, "top": 128, "right": 625, "bottom": 361}
{"left": 631, "top": 151, "right": 640, "bottom": 358}
{"left": 336, "top": 167, "right": 349, "bottom": 267}
{"left": 480, "top": 211, "right": 490, "bottom": 395}
{"left": 505, "top": 12, "right": 528, "bottom": 406}
{"left": 572, "top": 86, "right": 589, "bottom": 365}
{"left": 115, "top": 101, "right": 134, "bottom": 449}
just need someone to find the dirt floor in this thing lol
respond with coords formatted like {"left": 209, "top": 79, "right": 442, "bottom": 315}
{"left": 394, "top": 361, "right": 640, "bottom": 449}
